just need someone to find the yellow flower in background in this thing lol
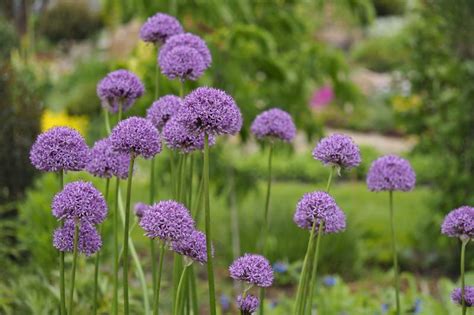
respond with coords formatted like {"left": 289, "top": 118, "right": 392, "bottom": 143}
{"left": 392, "top": 94, "right": 422, "bottom": 113}
{"left": 41, "top": 110, "right": 89, "bottom": 136}
{"left": 127, "top": 41, "right": 155, "bottom": 77}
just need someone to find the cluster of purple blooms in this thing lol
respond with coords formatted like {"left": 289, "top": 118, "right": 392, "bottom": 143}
{"left": 452, "top": 286, "right": 474, "bottom": 306}
{"left": 138, "top": 200, "right": 210, "bottom": 263}
{"left": 312, "top": 133, "right": 361, "bottom": 170}
{"left": 229, "top": 254, "right": 274, "bottom": 313}
{"left": 367, "top": 155, "right": 416, "bottom": 192}
{"left": 250, "top": 108, "right": 296, "bottom": 142}
{"left": 52, "top": 181, "right": 108, "bottom": 256}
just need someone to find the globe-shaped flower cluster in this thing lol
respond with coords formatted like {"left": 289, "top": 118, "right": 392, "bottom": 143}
{"left": 229, "top": 254, "right": 274, "bottom": 288}
{"left": 250, "top": 108, "right": 296, "bottom": 142}
{"left": 366, "top": 155, "right": 416, "bottom": 192}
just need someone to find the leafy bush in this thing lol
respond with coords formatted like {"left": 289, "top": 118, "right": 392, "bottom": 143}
{"left": 0, "top": 17, "right": 18, "bottom": 58}
{"left": 38, "top": 2, "right": 102, "bottom": 43}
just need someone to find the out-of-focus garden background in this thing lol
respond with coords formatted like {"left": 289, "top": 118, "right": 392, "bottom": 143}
{"left": 1, "top": 0, "right": 473, "bottom": 314}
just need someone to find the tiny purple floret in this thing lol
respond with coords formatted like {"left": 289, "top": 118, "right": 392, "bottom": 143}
{"left": 451, "top": 286, "right": 474, "bottom": 307}
{"left": 237, "top": 294, "right": 259, "bottom": 314}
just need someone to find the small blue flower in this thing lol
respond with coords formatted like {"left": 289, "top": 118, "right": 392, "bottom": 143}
{"left": 413, "top": 298, "right": 422, "bottom": 314}
{"left": 272, "top": 261, "right": 288, "bottom": 273}
{"left": 322, "top": 275, "right": 337, "bottom": 287}
{"left": 381, "top": 303, "right": 389, "bottom": 314}
{"left": 220, "top": 294, "right": 231, "bottom": 311}
{"left": 269, "top": 299, "right": 278, "bottom": 309}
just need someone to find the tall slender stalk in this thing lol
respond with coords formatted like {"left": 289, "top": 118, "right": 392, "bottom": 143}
{"left": 58, "top": 170, "right": 66, "bottom": 315}
{"left": 153, "top": 242, "right": 166, "bottom": 315}
{"left": 150, "top": 157, "right": 157, "bottom": 300}
{"left": 305, "top": 167, "right": 334, "bottom": 313}
{"left": 113, "top": 177, "right": 120, "bottom": 315}
{"left": 294, "top": 166, "right": 334, "bottom": 314}
{"left": 203, "top": 135, "right": 217, "bottom": 315}
{"left": 389, "top": 190, "right": 400, "bottom": 315}
{"left": 259, "top": 143, "right": 274, "bottom": 315}
{"left": 173, "top": 264, "right": 190, "bottom": 315}
{"left": 460, "top": 239, "right": 468, "bottom": 315}
{"left": 188, "top": 265, "right": 199, "bottom": 315}
{"left": 123, "top": 154, "right": 136, "bottom": 315}
{"left": 68, "top": 221, "right": 79, "bottom": 314}
{"left": 104, "top": 108, "right": 112, "bottom": 135}
{"left": 93, "top": 178, "right": 110, "bottom": 315}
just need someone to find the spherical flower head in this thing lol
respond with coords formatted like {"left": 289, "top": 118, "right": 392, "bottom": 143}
{"left": 86, "top": 138, "right": 131, "bottom": 179}
{"left": 146, "top": 95, "right": 182, "bottom": 130}
{"left": 110, "top": 117, "right": 162, "bottom": 159}
{"left": 52, "top": 181, "right": 107, "bottom": 224}
{"left": 163, "top": 116, "right": 216, "bottom": 153}
{"left": 171, "top": 230, "right": 210, "bottom": 264}
{"left": 96, "top": 69, "right": 145, "bottom": 113}
{"left": 312, "top": 133, "right": 361, "bottom": 169}
{"left": 30, "top": 126, "right": 89, "bottom": 172}
{"left": 139, "top": 200, "right": 195, "bottom": 242}
{"left": 53, "top": 220, "right": 102, "bottom": 256}
{"left": 250, "top": 108, "right": 296, "bottom": 142}
{"left": 451, "top": 286, "right": 474, "bottom": 307}
{"left": 293, "top": 191, "right": 346, "bottom": 234}
{"left": 159, "top": 33, "right": 212, "bottom": 68}
{"left": 366, "top": 155, "right": 416, "bottom": 192}
{"left": 229, "top": 254, "right": 274, "bottom": 287}
{"left": 134, "top": 202, "right": 150, "bottom": 219}
{"left": 237, "top": 294, "right": 259, "bottom": 314}
{"left": 159, "top": 46, "right": 206, "bottom": 81}
{"left": 178, "top": 87, "right": 242, "bottom": 136}
{"left": 441, "top": 206, "right": 474, "bottom": 239}
{"left": 139, "top": 13, "right": 183, "bottom": 44}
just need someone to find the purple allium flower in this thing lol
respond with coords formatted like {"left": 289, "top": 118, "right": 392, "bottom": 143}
{"left": 178, "top": 87, "right": 242, "bottom": 136}
{"left": 171, "top": 230, "right": 210, "bottom": 263}
{"left": 162, "top": 117, "right": 215, "bottom": 153}
{"left": 451, "top": 287, "right": 474, "bottom": 307}
{"left": 237, "top": 294, "right": 259, "bottom": 314}
{"left": 97, "top": 70, "right": 145, "bottom": 113}
{"left": 159, "top": 46, "right": 206, "bottom": 81}
{"left": 52, "top": 181, "right": 107, "bottom": 224}
{"left": 30, "top": 127, "right": 89, "bottom": 172}
{"left": 293, "top": 191, "right": 346, "bottom": 234}
{"left": 159, "top": 33, "right": 212, "bottom": 69}
{"left": 441, "top": 206, "right": 474, "bottom": 240}
{"left": 139, "top": 13, "right": 183, "bottom": 45}
{"left": 312, "top": 134, "right": 361, "bottom": 169}
{"left": 366, "top": 155, "right": 416, "bottom": 192}
{"left": 139, "top": 200, "right": 195, "bottom": 242}
{"left": 250, "top": 108, "right": 296, "bottom": 142}
{"left": 146, "top": 95, "right": 182, "bottom": 130}
{"left": 134, "top": 202, "right": 150, "bottom": 219}
{"left": 109, "top": 117, "right": 161, "bottom": 159}
{"left": 86, "top": 138, "right": 131, "bottom": 179}
{"left": 229, "top": 254, "right": 274, "bottom": 287}
{"left": 53, "top": 220, "right": 102, "bottom": 256}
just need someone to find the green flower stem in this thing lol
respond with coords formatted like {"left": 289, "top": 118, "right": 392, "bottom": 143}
{"left": 192, "top": 168, "right": 204, "bottom": 222}
{"left": 173, "top": 264, "right": 190, "bottom": 315}
{"left": 150, "top": 157, "right": 157, "bottom": 302}
{"left": 204, "top": 134, "right": 217, "bottom": 315}
{"left": 189, "top": 265, "right": 199, "bottom": 315}
{"left": 259, "top": 142, "right": 274, "bottom": 315}
{"left": 68, "top": 221, "right": 79, "bottom": 315}
{"left": 113, "top": 177, "right": 120, "bottom": 315}
{"left": 389, "top": 190, "right": 400, "bottom": 315}
{"left": 153, "top": 242, "right": 166, "bottom": 315}
{"left": 188, "top": 154, "right": 194, "bottom": 208}
{"left": 104, "top": 108, "right": 112, "bottom": 135}
{"left": 155, "top": 45, "right": 160, "bottom": 100}
{"left": 461, "top": 239, "right": 468, "bottom": 315}
{"left": 123, "top": 154, "right": 136, "bottom": 315}
{"left": 172, "top": 254, "right": 183, "bottom": 311}
{"left": 93, "top": 178, "right": 110, "bottom": 315}
{"left": 305, "top": 166, "right": 335, "bottom": 313}
{"left": 58, "top": 170, "right": 66, "bottom": 315}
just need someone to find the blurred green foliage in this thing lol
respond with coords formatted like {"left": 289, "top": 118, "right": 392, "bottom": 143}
{"left": 0, "top": 17, "right": 18, "bottom": 59}
{"left": 38, "top": 2, "right": 102, "bottom": 43}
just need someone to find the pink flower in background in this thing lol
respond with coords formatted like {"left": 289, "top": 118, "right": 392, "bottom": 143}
{"left": 310, "top": 85, "right": 334, "bottom": 109}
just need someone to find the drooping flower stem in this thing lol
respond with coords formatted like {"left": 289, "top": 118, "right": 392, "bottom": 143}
{"left": 123, "top": 154, "right": 136, "bottom": 315}
{"left": 173, "top": 264, "right": 190, "bottom": 315}
{"left": 58, "top": 170, "right": 66, "bottom": 315}
{"left": 259, "top": 142, "right": 274, "bottom": 315}
{"left": 93, "top": 178, "right": 110, "bottom": 315}
{"left": 68, "top": 221, "right": 79, "bottom": 314}
{"left": 389, "top": 190, "right": 400, "bottom": 315}
{"left": 461, "top": 238, "right": 468, "bottom": 315}
{"left": 113, "top": 177, "right": 120, "bottom": 315}
{"left": 204, "top": 134, "right": 217, "bottom": 315}
{"left": 153, "top": 242, "right": 166, "bottom": 315}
